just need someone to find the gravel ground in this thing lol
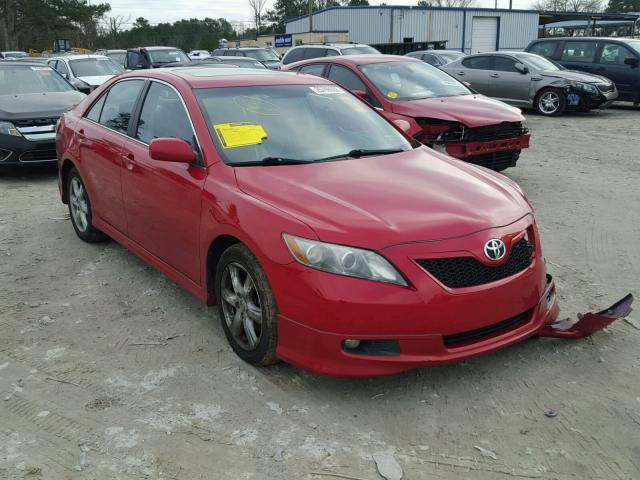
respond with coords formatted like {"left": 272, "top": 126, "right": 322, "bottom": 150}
{"left": 1, "top": 105, "right": 639, "bottom": 480}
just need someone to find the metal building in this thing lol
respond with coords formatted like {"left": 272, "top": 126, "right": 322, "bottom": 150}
{"left": 285, "top": 6, "right": 540, "bottom": 53}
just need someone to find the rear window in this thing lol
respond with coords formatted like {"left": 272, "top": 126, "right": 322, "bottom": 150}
{"left": 282, "top": 48, "right": 306, "bottom": 65}
{"left": 561, "top": 41, "right": 597, "bottom": 63}
{"left": 462, "top": 56, "right": 493, "bottom": 69}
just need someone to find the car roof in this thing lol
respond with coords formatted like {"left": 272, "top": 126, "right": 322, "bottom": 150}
{"left": 293, "top": 43, "right": 371, "bottom": 49}
{"left": 106, "top": 49, "right": 126, "bottom": 53}
{"left": 137, "top": 46, "right": 184, "bottom": 51}
{"left": 118, "top": 67, "right": 334, "bottom": 88}
{"left": 409, "top": 50, "right": 463, "bottom": 54}
{"left": 287, "top": 54, "right": 419, "bottom": 69}
{"left": 0, "top": 61, "right": 52, "bottom": 67}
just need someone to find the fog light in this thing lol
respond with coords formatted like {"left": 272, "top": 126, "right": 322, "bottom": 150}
{"left": 343, "top": 339, "right": 361, "bottom": 350}
{"left": 545, "top": 289, "right": 556, "bottom": 311}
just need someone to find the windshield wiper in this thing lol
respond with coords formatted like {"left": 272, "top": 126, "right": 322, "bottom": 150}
{"left": 346, "top": 148, "right": 406, "bottom": 158}
{"left": 233, "top": 157, "right": 315, "bottom": 167}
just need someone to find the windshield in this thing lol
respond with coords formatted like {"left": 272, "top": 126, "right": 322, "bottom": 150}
{"left": 148, "top": 49, "right": 190, "bottom": 64}
{"left": 625, "top": 40, "right": 640, "bottom": 55}
{"left": 69, "top": 58, "right": 124, "bottom": 77}
{"left": 341, "top": 46, "right": 380, "bottom": 55}
{"left": 196, "top": 84, "right": 411, "bottom": 165}
{"left": 243, "top": 49, "right": 280, "bottom": 62}
{"left": 515, "top": 54, "right": 561, "bottom": 71}
{"left": 106, "top": 52, "right": 126, "bottom": 66}
{"left": 360, "top": 61, "right": 470, "bottom": 101}
{"left": 0, "top": 65, "right": 73, "bottom": 95}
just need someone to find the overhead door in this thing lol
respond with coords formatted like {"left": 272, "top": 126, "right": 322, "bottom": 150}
{"left": 471, "top": 17, "right": 498, "bottom": 54}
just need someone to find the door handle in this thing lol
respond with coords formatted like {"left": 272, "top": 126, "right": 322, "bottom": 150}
{"left": 457, "top": 71, "right": 465, "bottom": 75}
{"left": 123, "top": 153, "right": 135, "bottom": 171}
{"left": 490, "top": 73, "right": 499, "bottom": 78}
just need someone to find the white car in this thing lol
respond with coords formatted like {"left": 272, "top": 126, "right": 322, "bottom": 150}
{"left": 0, "top": 51, "right": 28, "bottom": 59}
{"left": 46, "top": 54, "right": 124, "bottom": 93}
{"left": 188, "top": 50, "right": 211, "bottom": 60}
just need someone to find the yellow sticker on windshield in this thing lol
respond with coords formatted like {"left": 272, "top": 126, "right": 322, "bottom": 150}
{"left": 214, "top": 123, "right": 268, "bottom": 149}
{"left": 387, "top": 91, "right": 398, "bottom": 99}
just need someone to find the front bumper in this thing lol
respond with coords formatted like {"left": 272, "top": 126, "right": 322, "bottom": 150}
{"left": 443, "top": 133, "right": 530, "bottom": 159}
{"left": 0, "top": 134, "right": 57, "bottom": 167}
{"left": 566, "top": 87, "right": 618, "bottom": 111}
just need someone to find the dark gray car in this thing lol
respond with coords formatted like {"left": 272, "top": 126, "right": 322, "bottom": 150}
{"left": 442, "top": 52, "right": 618, "bottom": 116}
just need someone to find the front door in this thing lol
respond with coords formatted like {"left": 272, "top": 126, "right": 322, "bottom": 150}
{"left": 120, "top": 81, "right": 205, "bottom": 283}
{"left": 487, "top": 56, "right": 531, "bottom": 106}
{"left": 596, "top": 42, "right": 639, "bottom": 101}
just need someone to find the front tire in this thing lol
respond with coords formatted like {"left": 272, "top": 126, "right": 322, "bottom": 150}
{"left": 535, "top": 87, "right": 566, "bottom": 117}
{"left": 215, "top": 244, "right": 278, "bottom": 366}
{"left": 67, "top": 168, "right": 107, "bottom": 242}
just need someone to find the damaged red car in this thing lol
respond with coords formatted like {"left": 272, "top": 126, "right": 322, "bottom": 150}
{"left": 56, "top": 67, "right": 632, "bottom": 377}
{"left": 284, "top": 55, "right": 530, "bottom": 171}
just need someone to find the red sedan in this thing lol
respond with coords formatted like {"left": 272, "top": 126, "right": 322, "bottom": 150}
{"left": 56, "top": 67, "right": 632, "bottom": 377}
{"left": 284, "top": 55, "right": 530, "bottom": 171}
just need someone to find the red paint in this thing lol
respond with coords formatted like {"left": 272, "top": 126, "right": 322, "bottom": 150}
{"left": 283, "top": 55, "right": 531, "bottom": 164}
{"left": 57, "top": 68, "right": 606, "bottom": 377}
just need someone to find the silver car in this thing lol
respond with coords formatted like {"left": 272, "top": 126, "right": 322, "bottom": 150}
{"left": 441, "top": 52, "right": 618, "bottom": 116}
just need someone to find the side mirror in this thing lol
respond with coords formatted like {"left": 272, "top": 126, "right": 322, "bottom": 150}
{"left": 149, "top": 138, "right": 196, "bottom": 164}
{"left": 352, "top": 89, "right": 370, "bottom": 102}
{"left": 624, "top": 57, "right": 639, "bottom": 67}
{"left": 514, "top": 63, "right": 529, "bottom": 74}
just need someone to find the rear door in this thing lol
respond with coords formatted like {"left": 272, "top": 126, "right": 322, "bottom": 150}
{"left": 453, "top": 56, "right": 493, "bottom": 94}
{"left": 78, "top": 79, "right": 145, "bottom": 234}
{"left": 558, "top": 39, "right": 599, "bottom": 74}
{"left": 487, "top": 55, "right": 531, "bottom": 105}
{"left": 595, "top": 42, "right": 639, "bottom": 101}
{"left": 120, "top": 80, "right": 205, "bottom": 283}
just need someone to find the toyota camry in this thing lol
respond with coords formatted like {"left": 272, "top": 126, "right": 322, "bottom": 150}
{"left": 56, "top": 67, "right": 632, "bottom": 377}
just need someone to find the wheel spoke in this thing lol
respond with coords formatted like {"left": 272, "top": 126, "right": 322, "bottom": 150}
{"left": 243, "top": 275, "right": 253, "bottom": 295}
{"left": 229, "top": 265, "right": 243, "bottom": 294}
{"left": 243, "top": 317, "right": 258, "bottom": 348}
{"left": 247, "top": 303, "right": 262, "bottom": 324}
{"left": 221, "top": 288, "right": 238, "bottom": 306}
{"left": 230, "top": 309, "right": 243, "bottom": 336}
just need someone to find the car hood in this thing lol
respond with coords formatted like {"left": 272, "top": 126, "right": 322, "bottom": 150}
{"left": 390, "top": 95, "right": 524, "bottom": 127}
{"left": 77, "top": 74, "right": 116, "bottom": 86}
{"left": 235, "top": 147, "right": 531, "bottom": 250}
{"left": 0, "top": 91, "right": 86, "bottom": 121}
{"left": 540, "top": 69, "right": 611, "bottom": 84}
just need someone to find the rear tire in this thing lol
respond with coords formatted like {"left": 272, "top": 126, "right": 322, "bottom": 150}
{"left": 67, "top": 168, "right": 107, "bottom": 243}
{"left": 535, "top": 88, "right": 566, "bottom": 117}
{"left": 215, "top": 244, "right": 278, "bottom": 366}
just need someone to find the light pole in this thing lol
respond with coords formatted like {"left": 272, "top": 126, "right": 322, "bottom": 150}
{"left": 309, "top": 0, "right": 313, "bottom": 32}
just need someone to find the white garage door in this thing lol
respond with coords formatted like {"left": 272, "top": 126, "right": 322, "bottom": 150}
{"left": 471, "top": 17, "right": 498, "bottom": 54}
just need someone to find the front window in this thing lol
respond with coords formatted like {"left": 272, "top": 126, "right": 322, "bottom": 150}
{"left": 69, "top": 58, "right": 124, "bottom": 77}
{"left": 243, "top": 49, "right": 280, "bottom": 62}
{"left": 360, "top": 61, "right": 470, "bottom": 101}
{"left": 0, "top": 65, "right": 74, "bottom": 95}
{"left": 148, "top": 49, "right": 190, "bottom": 65}
{"left": 341, "top": 46, "right": 380, "bottom": 55}
{"left": 195, "top": 84, "right": 411, "bottom": 166}
{"left": 515, "top": 54, "right": 560, "bottom": 72}
{"left": 626, "top": 40, "right": 640, "bottom": 55}
{"left": 439, "top": 52, "right": 465, "bottom": 63}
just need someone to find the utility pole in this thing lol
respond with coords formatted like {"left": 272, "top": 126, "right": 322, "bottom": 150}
{"left": 309, "top": 0, "right": 313, "bottom": 33}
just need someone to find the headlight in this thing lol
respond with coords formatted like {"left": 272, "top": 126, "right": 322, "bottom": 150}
{"left": 569, "top": 81, "right": 598, "bottom": 94}
{"left": 0, "top": 121, "right": 21, "bottom": 137}
{"left": 282, "top": 234, "right": 408, "bottom": 286}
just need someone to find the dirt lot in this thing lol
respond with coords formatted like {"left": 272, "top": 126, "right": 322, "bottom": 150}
{"left": 1, "top": 105, "right": 639, "bottom": 480}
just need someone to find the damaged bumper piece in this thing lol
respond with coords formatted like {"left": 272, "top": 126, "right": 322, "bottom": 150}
{"left": 540, "top": 293, "right": 634, "bottom": 339}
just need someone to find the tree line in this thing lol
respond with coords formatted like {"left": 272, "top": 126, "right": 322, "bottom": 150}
{"left": 1, "top": 0, "right": 638, "bottom": 53}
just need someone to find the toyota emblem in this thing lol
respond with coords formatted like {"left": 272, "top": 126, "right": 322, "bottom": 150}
{"left": 484, "top": 239, "right": 506, "bottom": 261}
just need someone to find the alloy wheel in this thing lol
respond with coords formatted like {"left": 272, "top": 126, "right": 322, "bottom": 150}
{"left": 220, "top": 262, "right": 263, "bottom": 351}
{"left": 539, "top": 91, "right": 560, "bottom": 115}
{"left": 69, "top": 177, "right": 89, "bottom": 233}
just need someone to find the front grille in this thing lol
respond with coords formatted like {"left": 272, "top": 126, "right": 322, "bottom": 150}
{"left": 19, "top": 148, "right": 57, "bottom": 162}
{"left": 443, "top": 309, "right": 532, "bottom": 347}
{"left": 464, "top": 122, "right": 526, "bottom": 142}
{"left": 417, "top": 238, "right": 534, "bottom": 289}
{"left": 466, "top": 150, "right": 520, "bottom": 171}
{"left": 13, "top": 117, "right": 58, "bottom": 128}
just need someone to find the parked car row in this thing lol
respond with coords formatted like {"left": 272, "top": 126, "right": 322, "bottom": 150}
{"left": 50, "top": 65, "right": 630, "bottom": 377}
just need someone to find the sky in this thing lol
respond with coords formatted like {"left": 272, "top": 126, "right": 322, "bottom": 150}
{"left": 105, "top": 0, "right": 534, "bottom": 26}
